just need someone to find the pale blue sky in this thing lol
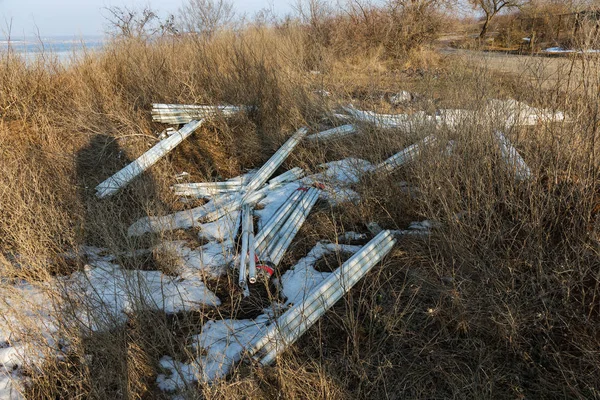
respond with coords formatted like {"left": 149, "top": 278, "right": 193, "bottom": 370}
{"left": 0, "top": 0, "right": 295, "bottom": 37}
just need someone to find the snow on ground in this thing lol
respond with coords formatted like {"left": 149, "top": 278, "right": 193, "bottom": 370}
{"left": 196, "top": 211, "right": 240, "bottom": 242}
{"left": 70, "top": 260, "right": 221, "bottom": 331}
{"left": 156, "top": 315, "right": 270, "bottom": 391}
{"left": 0, "top": 355, "right": 24, "bottom": 400}
{"left": 303, "top": 158, "right": 373, "bottom": 205}
{"left": 158, "top": 240, "right": 236, "bottom": 279}
{"left": 0, "top": 281, "right": 56, "bottom": 400}
{"left": 0, "top": 255, "right": 222, "bottom": 398}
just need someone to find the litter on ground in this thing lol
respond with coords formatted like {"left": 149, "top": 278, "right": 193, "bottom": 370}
{"left": 0, "top": 94, "right": 556, "bottom": 397}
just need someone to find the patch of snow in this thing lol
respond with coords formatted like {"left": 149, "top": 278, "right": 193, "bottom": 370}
{"left": 156, "top": 356, "right": 197, "bottom": 393}
{"left": 70, "top": 261, "right": 221, "bottom": 330}
{"left": 311, "top": 158, "right": 373, "bottom": 185}
{"left": 0, "top": 364, "right": 24, "bottom": 400}
{"left": 156, "top": 315, "right": 271, "bottom": 393}
{"left": 155, "top": 241, "right": 360, "bottom": 394}
{"left": 0, "top": 283, "right": 59, "bottom": 399}
{"left": 197, "top": 211, "right": 240, "bottom": 242}
{"left": 160, "top": 240, "right": 235, "bottom": 279}
{"left": 192, "top": 315, "right": 270, "bottom": 382}
{"left": 303, "top": 158, "right": 373, "bottom": 205}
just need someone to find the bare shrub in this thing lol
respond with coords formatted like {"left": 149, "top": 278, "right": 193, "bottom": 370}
{"left": 179, "top": 0, "right": 236, "bottom": 38}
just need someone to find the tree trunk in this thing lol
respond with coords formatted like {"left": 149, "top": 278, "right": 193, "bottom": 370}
{"left": 480, "top": 14, "right": 491, "bottom": 38}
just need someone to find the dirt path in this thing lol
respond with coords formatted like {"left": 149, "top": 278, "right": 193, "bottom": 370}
{"left": 442, "top": 48, "right": 583, "bottom": 90}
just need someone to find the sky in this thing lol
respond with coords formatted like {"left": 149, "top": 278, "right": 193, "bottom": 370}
{"left": 0, "top": 0, "right": 295, "bottom": 38}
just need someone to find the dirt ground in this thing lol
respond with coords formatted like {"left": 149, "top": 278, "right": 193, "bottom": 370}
{"left": 442, "top": 48, "right": 584, "bottom": 90}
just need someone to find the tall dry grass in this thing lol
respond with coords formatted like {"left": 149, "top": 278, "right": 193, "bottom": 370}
{"left": 1, "top": 9, "right": 600, "bottom": 399}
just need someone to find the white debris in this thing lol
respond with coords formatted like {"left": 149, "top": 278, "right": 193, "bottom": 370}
{"left": 248, "top": 231, "right": 397, "bottom": 365}
{"left": 158, "top": 127, "right": 177, "bottom": 140}
{"left": 345, "top": 98, "right": 568, "bottom": 132}
{"left": 151, "top": 104, "right": 247, "bottom": 125}
{"left": 172, "top": 171, "right": 255, "bottom": 199}
{"left": 172, "top": 182, "right": 243, "bottom": 199}
{"left": 371, "top": 135, "right": 437, "bottom": 174}
{"left": 128, "top": 193, "right": 238, "bottom": 236}
{"left": 254, "top": 182, "right": 303, "bottom": 230}
{"left": 408, "top": 220, "right": 440, "bottom": 231}
{"left": 243, "top": 128, "right": 308, "bottom": 197}
{"left": 267, "top": 167, "right": 304, "bottom": 187}
{"left": 155, "top": 242, "right": 361, "bottom": 393}
{"left": 343, "top": 105, "right": 433, "bottom": 129}
{"left": 337, "top": 232, "right": 368, "bottom": 242}
{"left": 261, "top": 187, "right": 321, "bottom": 266}
{"left": 306, "top": 125, "right": 357, "bottom": 142}
{"left": 279, "top": 242, "right": 361, "bottom": 306}
{"left": 314, "top": 89, "right": 330, "bottom": 97}
{"left": 543, "top": 47, "right": 600, "bottom": 54}
{"left": 494, "top": 131, "right": 532, "bottom": 180}
{"left": 96, "top": 120, "right": 205, "bottom": 198}
{"left": 175, "top": 172, "right": 190, "bottom": 180}
{"left": 436, "top": 109, "right": 474, "bottom": 129}
{"left": 389, "top": 91, "right": 413, "bottom": 106}
{"left": 488, "top": 99, "right": 567, "bottom": 127}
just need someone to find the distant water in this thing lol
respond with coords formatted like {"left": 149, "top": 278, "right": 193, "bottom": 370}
{"left": 0, "top": 35, "right": 105, "bottom": 63}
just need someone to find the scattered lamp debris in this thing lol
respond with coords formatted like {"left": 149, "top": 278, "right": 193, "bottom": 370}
{"left": 1, "top": 93, "right": 549, "bottom": 397}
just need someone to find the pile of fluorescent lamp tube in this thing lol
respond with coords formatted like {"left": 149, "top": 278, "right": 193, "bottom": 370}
{"left": 247, "top": 229, "right": 397, "bottom": 365}
{"left": 151, "top": 104, "right": 247, "bottom": 124}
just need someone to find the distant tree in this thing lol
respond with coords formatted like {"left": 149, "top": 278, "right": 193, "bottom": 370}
{"left": 179, "top": 0, "right": 236, "bottom": 38}
{"left": 470, "top": 0, "right": 525, "bottom": 38}
{"left": 103, "top": 6, "right": 177, "bottom": 39}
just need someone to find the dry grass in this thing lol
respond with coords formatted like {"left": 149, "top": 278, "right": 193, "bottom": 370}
{"left": 1, "top": 13, "right": 600, "bottom": 399}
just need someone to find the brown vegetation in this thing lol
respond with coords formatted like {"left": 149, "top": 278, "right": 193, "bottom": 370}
{"left": 1, "top": 2, "right": 600, "bottom": 399}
